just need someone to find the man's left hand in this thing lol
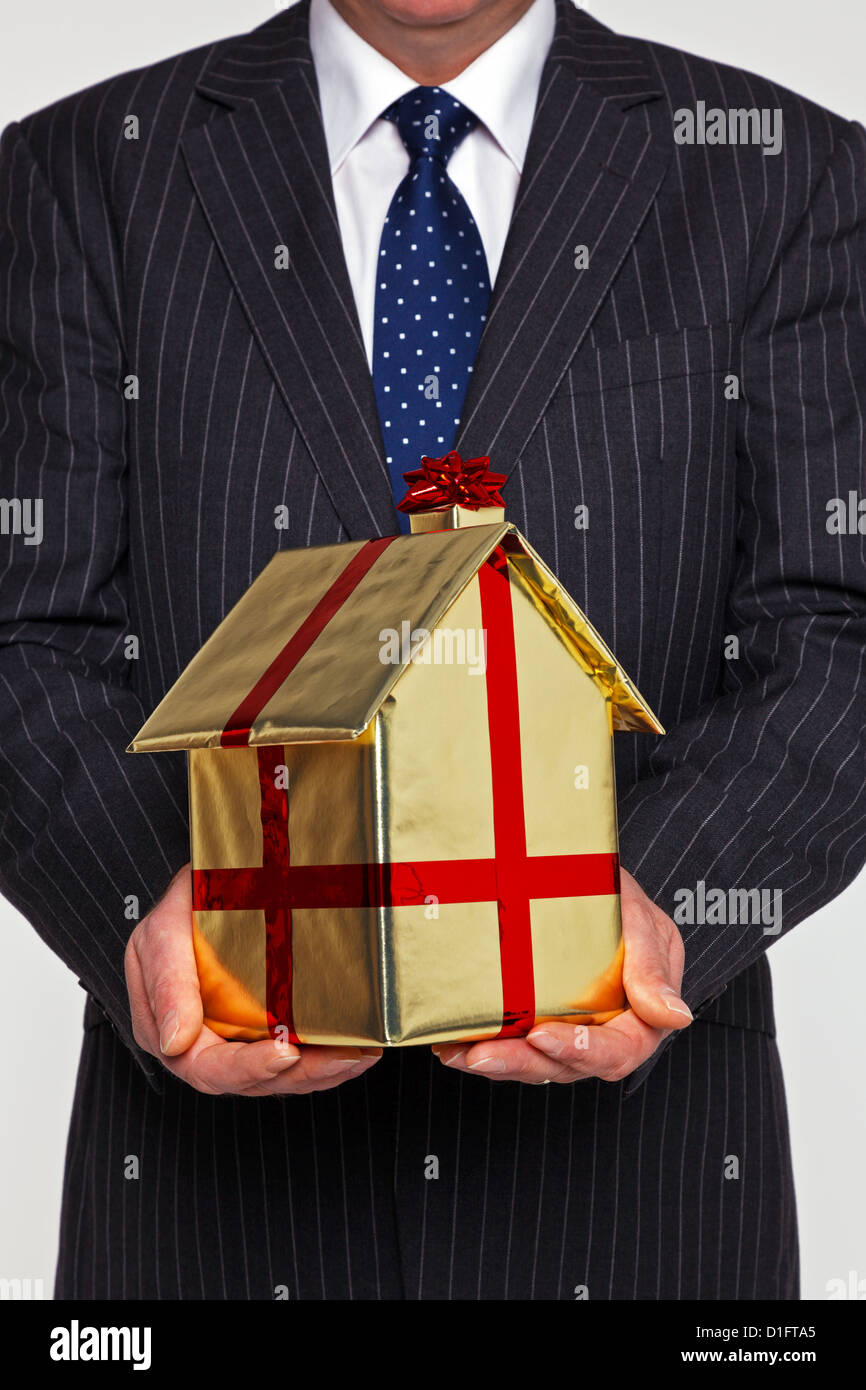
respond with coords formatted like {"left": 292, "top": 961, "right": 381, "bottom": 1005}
{"left": 433, "top": 868, "right": 692, "bottom": 1084}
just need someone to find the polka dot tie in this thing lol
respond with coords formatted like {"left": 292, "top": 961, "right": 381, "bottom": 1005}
{"left": 372, "top": 86, "right": 492, "bottom": 529}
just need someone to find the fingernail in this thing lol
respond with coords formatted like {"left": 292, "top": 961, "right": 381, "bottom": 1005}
{"left": 359, "top": 1047, "right": 383, "bottom": 1057}
{"left": 323, "top": 1057, "right": 366, "bottom": 1075}
{"left": 468, "top": 1055, "right": 506, "bottom": 1073}
{"left": 661, "top": 991, "right": 693, "bottom": 1020}
{"left": 268, "top": 1049, "right": 300, "bottom": 1073}
{"left": 441, "top": 1052, "right": 465, "bottom": 1066}
{"left": 527, "top": 1030, "right": 562, "bottom": 1057}
{"left": 159, "top": 1010, "right": 179, "bottom": 1054}
{"left": 338, "top": 1057, "right": 380, "bottom": 1078}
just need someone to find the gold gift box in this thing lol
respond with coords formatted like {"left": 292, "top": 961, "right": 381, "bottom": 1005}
{"left": 129, "top": 507, "right": 663, "bottom": 1046}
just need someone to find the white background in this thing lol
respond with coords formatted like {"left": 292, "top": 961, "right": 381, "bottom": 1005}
{"left": 0, "top": 0, "right": 863, "bottom": 1301}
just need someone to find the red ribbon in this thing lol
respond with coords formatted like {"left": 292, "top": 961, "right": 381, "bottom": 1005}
{"left": 396, "top": 450, "right": 507, "bottom": 514}
{"left": 221, "top": 537, "right": 396, "bottom": 748}
{"left": 194, "top": 542, "right": 619, "bottom": 1041}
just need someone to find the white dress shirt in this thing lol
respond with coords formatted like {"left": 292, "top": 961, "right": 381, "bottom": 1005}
{"left": 308, "top": 0, "right": 556, "bottom": 367}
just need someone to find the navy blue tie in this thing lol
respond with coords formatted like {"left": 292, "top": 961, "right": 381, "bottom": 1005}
{"left": 372, "top": 86, "right": 492, "bottom": 528}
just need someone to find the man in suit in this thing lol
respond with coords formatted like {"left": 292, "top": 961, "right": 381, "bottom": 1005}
{"left": 1, "top": 0, "right": 864, "bottom": 1299}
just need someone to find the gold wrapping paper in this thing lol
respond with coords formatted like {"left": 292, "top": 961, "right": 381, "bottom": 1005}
{"left": 131, "top": 522, "right": 663, "bottom": 1046}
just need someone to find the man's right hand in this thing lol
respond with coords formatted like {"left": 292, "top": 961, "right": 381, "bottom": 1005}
{"left": 124, "top": 865, "right": 382, "bottom": 1095}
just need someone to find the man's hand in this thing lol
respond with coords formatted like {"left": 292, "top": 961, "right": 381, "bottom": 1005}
{"left": 433, "top": 867, "right": 691, "bottom": 1084}
{"left": 124, "top": 865, "right": 382, "bottom": 1095}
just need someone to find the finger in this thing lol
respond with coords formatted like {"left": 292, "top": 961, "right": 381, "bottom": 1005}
{"left": 435, "top": 1011, "right": 671, "bottom": 1085}
{"left": 249, "top": 1047, "right": 383, "bottom": 1097}
{"left": 271, "top": 1045, "right": 383, "bottom": 1091}
{"left": 434, "top": 1039, "right": 564, "bottom": 1083}
{"left": 434, "top": 1033, "right": 622, "bottom": 1084}
{"left": 124, "top": 930, "right": 160, "bottom": 1055}
{"left": 526, "top": 1014, "right": 667, "bottom": 1082}
{"left": 133, "top": 866, "right": 204, "bottom": 1056}
{"left": 300, "top": 1043, "right": 383, "bottom": 1073}
{"left": 163, "top": 1030, "right": 300, "bottom": 1094}
{"left": 168, "top": 1035, "right": 382, "bottom": 1097}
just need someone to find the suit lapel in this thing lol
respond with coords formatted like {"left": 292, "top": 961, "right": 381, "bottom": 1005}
{"left": 181, "top": 2, "right": 398, "bottom": 540}
{"left": 456, "top": 1, "right": 671, "bottom": 475}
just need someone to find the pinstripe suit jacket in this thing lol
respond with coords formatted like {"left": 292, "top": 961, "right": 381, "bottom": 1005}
{"left": 1, "top": 0, "right": 865, "bottom": 1298}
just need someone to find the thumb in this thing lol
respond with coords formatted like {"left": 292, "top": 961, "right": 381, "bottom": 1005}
{"left": 132, "top": 864, "right": 204, "bottom": 1056}
{"left": 621, "top": 894, "right": 692, "bottom": 1031}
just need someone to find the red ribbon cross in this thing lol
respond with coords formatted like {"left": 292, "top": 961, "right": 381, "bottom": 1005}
{"left": 192, "top": 541, "right": 619, "bottom": 1041}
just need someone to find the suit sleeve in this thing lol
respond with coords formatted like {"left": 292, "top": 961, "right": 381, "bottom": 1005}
{"left": 0, "top": 121, "right": 189, "bottom": 1088}
{"left": 616, "top": 118, "right": 866, "bottom": 1093}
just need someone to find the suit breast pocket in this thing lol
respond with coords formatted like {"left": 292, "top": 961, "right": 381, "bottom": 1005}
{"left": 560, "top": 321, "right": 739, "bottom": 452}
{"left": 531, "top": 322, "right": 741, "bottom": 710}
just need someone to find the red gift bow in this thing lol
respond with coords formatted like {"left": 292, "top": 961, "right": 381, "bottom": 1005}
{"left": 396, "top": 450, "right": 507, "bottom": 514}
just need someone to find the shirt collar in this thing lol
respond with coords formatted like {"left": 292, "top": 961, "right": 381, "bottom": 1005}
{"left": 309, "top": 0, "right": 556, "bottom": 176}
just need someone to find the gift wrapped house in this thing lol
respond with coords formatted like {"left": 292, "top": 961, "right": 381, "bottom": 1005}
{"left": 130, "top": 458, "right": 663, "bottom": 1047}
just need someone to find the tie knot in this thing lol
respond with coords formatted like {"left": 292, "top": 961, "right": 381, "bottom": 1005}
{"left": 384, "top": 86, "right": 478, "bottom": 165}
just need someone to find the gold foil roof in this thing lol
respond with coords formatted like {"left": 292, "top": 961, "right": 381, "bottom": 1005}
{"left": 129, "top": 523, "right": 663, "bottom": 752}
